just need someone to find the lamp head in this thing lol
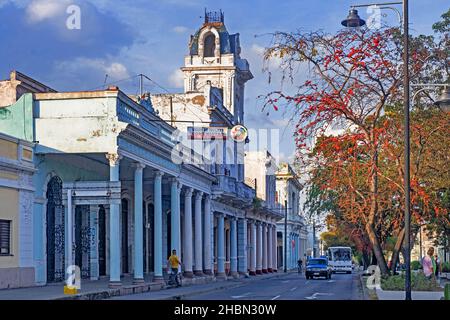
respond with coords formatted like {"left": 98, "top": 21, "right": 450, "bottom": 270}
{"left": 341, "top": 9, "right": 366, "bottom": 28}
{"left": 434, "top": 87, "right": 450, "bottom": 112}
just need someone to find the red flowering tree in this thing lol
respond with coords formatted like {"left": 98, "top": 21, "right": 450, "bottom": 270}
{"left": 261, "top": 19, "right": 449, "bottom": 275}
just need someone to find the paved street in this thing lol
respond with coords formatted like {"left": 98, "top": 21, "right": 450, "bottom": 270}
{"left": 112, "top": 272, "right": 363, "bottom": 300}
{"left": 187, "top": 273, "right": 362, "bottom": 301}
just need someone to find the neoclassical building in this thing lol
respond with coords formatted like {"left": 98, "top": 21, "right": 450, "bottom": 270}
{"left": 151, "top": 11, "right": 283, "bottom": 277}
{"left": 0, "top": 11, "right": 284, "bottom": 290}
{"left": 0, "top": 72, "right": 216, "bottom": 287}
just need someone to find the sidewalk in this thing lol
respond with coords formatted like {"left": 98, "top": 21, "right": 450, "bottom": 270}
{"left": 375, "top": 289, "right": 444, "bottom": 300}
{"left": 0, "top": 271, "right": 291, "bottom": 300}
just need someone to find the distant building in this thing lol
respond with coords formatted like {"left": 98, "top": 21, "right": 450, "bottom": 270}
{"left": 244, "top": 150, "right": 280, "bottom": 272}
{"left": 275, "top": 163, "right": 306, "bottom": 270}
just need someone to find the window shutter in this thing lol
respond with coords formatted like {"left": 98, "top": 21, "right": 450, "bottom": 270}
{"left": 0, "top": 220, "right": 11, "bottom": 255}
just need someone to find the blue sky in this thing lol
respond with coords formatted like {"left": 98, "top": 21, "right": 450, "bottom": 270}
{"left": 0, "top": 0, "right": 448, "bottom": 162}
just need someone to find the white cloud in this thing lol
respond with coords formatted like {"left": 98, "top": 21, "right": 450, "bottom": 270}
{"left": 55, "top": 57, "right": 129, "bottom": 81}
{"left": 250, "top": 43, "right": 283, "bottom": 69}
{"left": 172, "top": 26, "right": 188, "bottom": 34}
{"left": 168, "top": 69, "right": 184, "bottom": 88}
{"left": 25, "top": 0, "right": 70, "bottom": 23}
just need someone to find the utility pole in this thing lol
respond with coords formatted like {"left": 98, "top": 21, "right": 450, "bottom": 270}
{"left": 312, "top": 221, "right": 316, "bottom": 258}
{"left": 139, "top": 73, "right": 144, "bottom": 97}
{"left": 284, "top": 199, "right": 287, "bottom": 273}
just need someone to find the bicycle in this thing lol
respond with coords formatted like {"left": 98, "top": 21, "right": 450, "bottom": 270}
{"left": 167, "top": 266, "right": 182, "bottom": 287}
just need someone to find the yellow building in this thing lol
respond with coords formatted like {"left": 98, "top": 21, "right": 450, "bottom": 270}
{"left": 0, "top": 132, "right": 35, "bottom": 289}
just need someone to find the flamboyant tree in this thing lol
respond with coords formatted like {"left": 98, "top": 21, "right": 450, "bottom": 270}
{"left": 261, "top": 10, "right": 449, "bottom": 275}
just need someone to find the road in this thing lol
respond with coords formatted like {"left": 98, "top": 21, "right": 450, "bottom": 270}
{"left": 112, "top": 271, "right": 362, "bottom": 300}
{"left": 185, "top": 272, "right": 362, "bottom": 300}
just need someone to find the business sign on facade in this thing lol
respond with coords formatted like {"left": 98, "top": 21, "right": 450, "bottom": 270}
{"left": 188, "top": 127, "right": 227, "bottom": 140}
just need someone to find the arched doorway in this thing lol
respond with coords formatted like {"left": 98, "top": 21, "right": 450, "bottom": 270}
{"left": 46, "top": 176, "right": 64, "bottom": 282}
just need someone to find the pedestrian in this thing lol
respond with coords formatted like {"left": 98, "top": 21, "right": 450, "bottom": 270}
{"left": 422, "top": 247, "right": 435, "bottom": 279}
{"left": 297, "top": 258, "right": 303, "bottom": 273}
{"left": 434, "top": 254, "right": 440, "bottom": 278}
{"left": 167, "top": 249, "right": 182, "bottom": 286}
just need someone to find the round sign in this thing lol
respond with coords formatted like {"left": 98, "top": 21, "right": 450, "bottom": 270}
{"left": 230, "top": 124, "right": 248, "bottom": 142}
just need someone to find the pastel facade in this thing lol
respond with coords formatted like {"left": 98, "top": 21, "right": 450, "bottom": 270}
{"left": 0, "top": 132, "right": 35, "bottom": 289}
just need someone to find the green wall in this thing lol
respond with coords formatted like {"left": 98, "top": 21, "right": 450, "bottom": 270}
{"left": 0, "top": 93, "right": 34, "bottom": 141}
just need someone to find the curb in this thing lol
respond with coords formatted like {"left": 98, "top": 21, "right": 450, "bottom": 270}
{"left": 54, "top": 271, "right": 291, "bottom": 300}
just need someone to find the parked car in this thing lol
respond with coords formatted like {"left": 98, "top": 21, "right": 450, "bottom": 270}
{"left": 305, "top": 258, "right": 332, "bottom": 280}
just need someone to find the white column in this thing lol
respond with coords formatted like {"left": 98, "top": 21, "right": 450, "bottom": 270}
{"left": 250, "top": 221, "right": 257, "bottom": 275}
{"left": 64, "top": 189, "right": 73, "bottom": 281}
{"left": 217, "top": 214, "right": 226, "bottom": 278}
{"left": 230, "top": 217, "right": 238, "bottom": 277}
{"left": 203, "top": 194, "right": 212, "bottom": 275}
{"left": 267, "top": 223, "right": 273, "bottom": 272}
{"left": 256, "top": 222, "right": 262, "bottom": 274}
{"left": 89, "top": 205, "right": 99, "bottom": 280}
{"left": 133, "top": 163, "right": 145, "bottom": 283}
{"left": 107, "top": 153, "right": 121, "bottom": 287}
{"left": 170, "top": 178, "right": 181, "bottom": 255}
{"left": 262, "top": 223, "right": 268, "bottom": 273}
{"left": 237, "top": 218, "right": 248, "bottom": 275}
{"left": 153, "top": 170, "right": 164, "bottom": 281}
{"left": 183, "top": 188, "right": 193, "bottom": 277}
{"left": 272, "top": 225, "right": 278, "bottom": 271}
{"left": 194, "top": 191, "right": 203, "bottom": 276}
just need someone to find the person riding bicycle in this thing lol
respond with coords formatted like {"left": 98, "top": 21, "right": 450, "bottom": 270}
{"left": 167, "top": 249, "right": 181, "bottom": 286}
{"left": 297, "top": 258, "right": 303, "bottom": 273}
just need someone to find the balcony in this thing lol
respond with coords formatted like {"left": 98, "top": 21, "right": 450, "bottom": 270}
{"left": 212, "top": 174, "right": 255, "bottom": 208}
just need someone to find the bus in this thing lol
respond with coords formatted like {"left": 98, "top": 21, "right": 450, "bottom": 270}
{"left": 327, "top": 247, "right": 353, "bottom": 274}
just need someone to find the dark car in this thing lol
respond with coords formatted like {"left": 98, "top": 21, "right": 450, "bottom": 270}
{"left": 305, "top": 258, "right": 332, "bottom": 280}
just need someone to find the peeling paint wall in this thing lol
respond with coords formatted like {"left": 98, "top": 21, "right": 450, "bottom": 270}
{"left": 34, "top": 96, "right": 127, "bottom": 154}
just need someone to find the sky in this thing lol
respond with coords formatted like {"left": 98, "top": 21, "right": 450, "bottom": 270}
{"left": 0, "top": 0, "right": 448, "bottom": 163}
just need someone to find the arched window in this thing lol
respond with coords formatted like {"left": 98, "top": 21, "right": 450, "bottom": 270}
{"left": 204, "top": 33, "right": 216, "bottom": 57}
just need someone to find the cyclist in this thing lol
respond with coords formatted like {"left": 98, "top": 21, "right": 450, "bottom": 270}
{"left": 167, "top": 249, "right": 181, "bottom": 286}
{"left": 297, "top": 258, "right": 303, "bottom": 273}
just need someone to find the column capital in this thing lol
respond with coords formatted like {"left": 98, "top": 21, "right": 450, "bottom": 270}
{"left": 133, "top": 162, "right": 146, "bottom": 170}
{"left": 204, "top": 193, "right": 211, "bottom": 201}
{"left": 106, "top": 153, "right": 122, "bottom": 166}
{"left": 184, "top": 187, "right": 193, "bottom": 197}
{"left": 154, "top": 170, "right": 164, "bottom": 178}
{"left": 168, "top": 176, "right": 179, "bottom": 184}
{"left": 195, "top": 191, "right": 203, "bottom": 200}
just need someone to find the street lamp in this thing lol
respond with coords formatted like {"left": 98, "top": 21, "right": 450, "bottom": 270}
{"left": 341, "top": 0, "right": 412, "bottom": 300}
{"left": 341, "top": 9, "right": 366, "bottom": 27}
{"left": 412, "top": 84, "right": 450, "bottom": 112}
{"left": 435, "top": 87, "right": 450, "bottom": 112}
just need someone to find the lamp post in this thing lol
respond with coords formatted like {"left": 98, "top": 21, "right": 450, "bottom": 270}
{"left": 341, "top": 0, "right": 412, "bottom": 300}
{"left": 284, "top": 200, "right": 288, "bottom": 273}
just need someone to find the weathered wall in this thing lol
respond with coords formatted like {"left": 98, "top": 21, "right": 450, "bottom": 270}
{"left": 0, "top": 78, "right": 20, "bottom": 108}
{"left": 34, "top": 96, "right": 126, "bottom": 154}
{"left": 0, "top": 93, "right": 34, "bottom": 141}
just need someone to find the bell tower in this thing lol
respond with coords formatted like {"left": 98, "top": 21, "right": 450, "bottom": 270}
{"left": 181, "top": 10, "right": 253, "bottom": 124}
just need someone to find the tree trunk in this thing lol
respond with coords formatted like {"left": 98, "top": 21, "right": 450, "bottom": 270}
{"left": 365, "top": 147, "right": 389, "bottom": 275}
{"left": 366, "top": 222, "right": 389, "bottom": 275}
{"left": 390, "top": 228, "right": 405, "bottom": 275}
{"left": 362, "top": 252, "right": 370, "bottom": 269}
